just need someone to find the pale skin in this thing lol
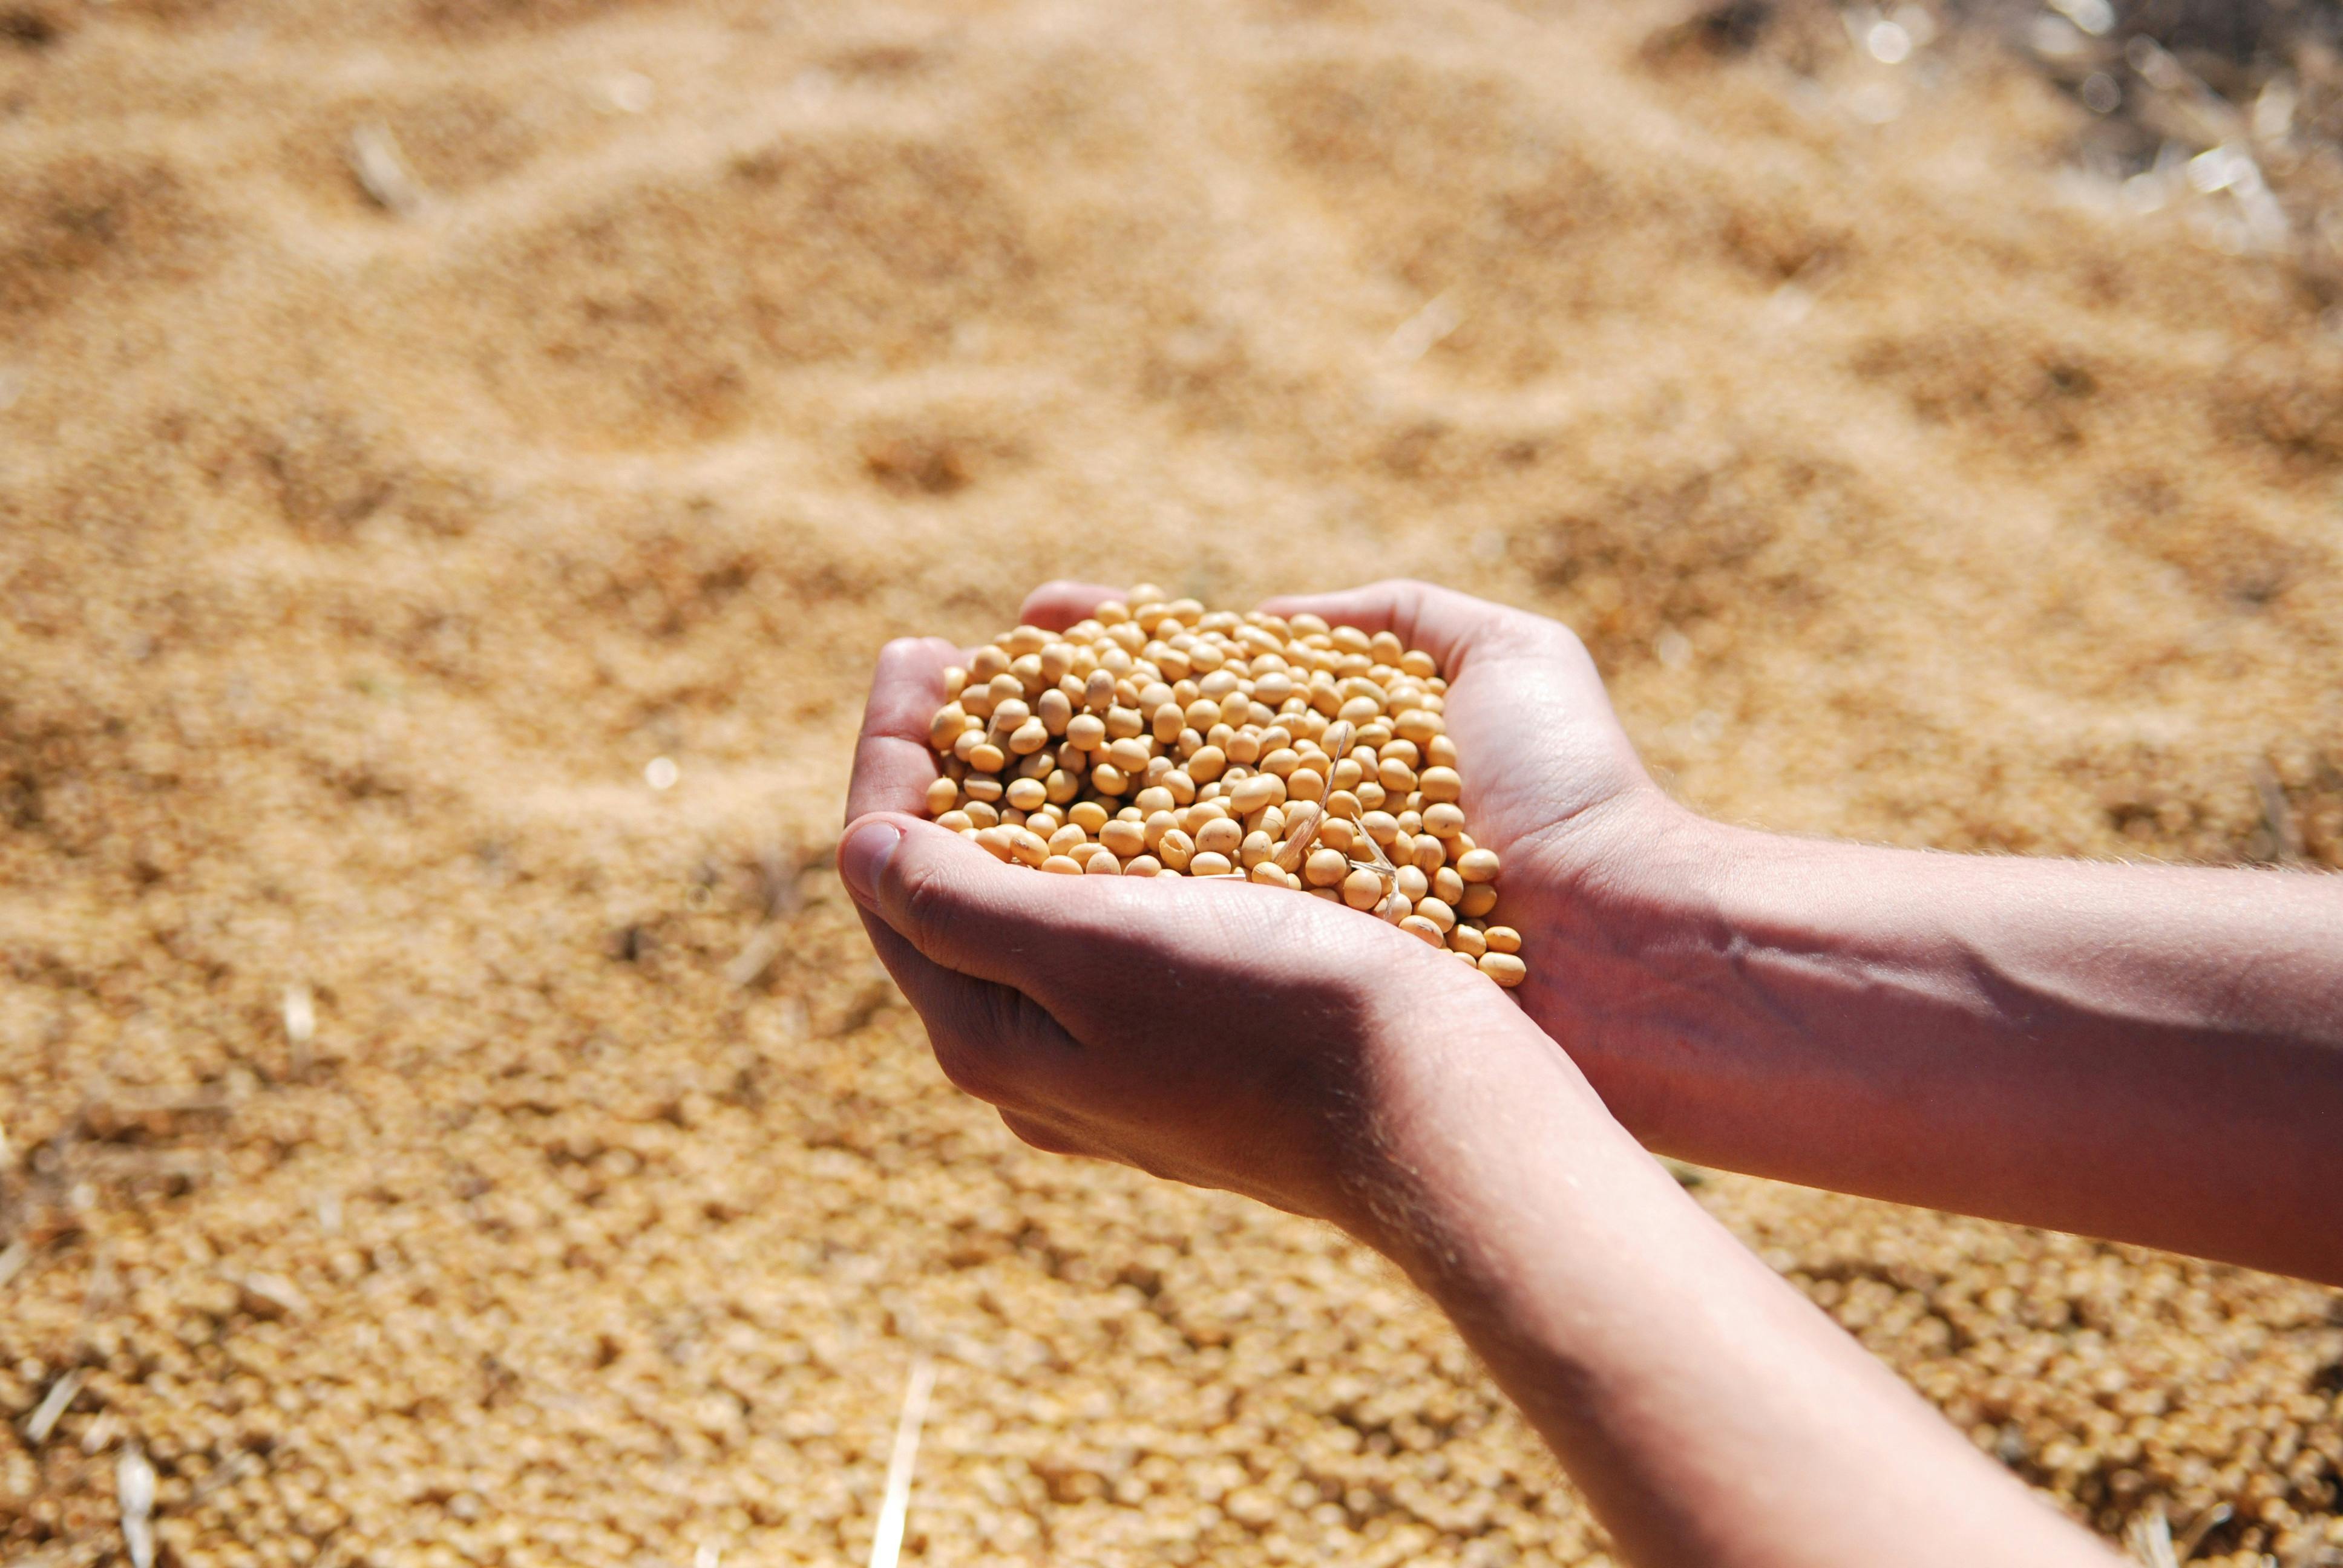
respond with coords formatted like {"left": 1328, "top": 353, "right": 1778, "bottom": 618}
{"left": 838, "top": 579, "right": 2343, "bottom": 1568}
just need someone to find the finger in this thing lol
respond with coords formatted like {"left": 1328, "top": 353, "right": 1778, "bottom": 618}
{"left": 858, "top": 908, "right": 1075, "bottom": 1112}
{"left": 842, "top": 812, "right": 1188, "bottom": 995}
{"left": 844, "top": 636, "right": 963, "bottom": 825}
{"left": 1017, "top": 579, "right": 1127, "bottom": 632}
{"left": 1257, "top": 579, "right": 1565, "bottom": 675}
{"left": 841, "top": 811, "right": 1398, "bottom": 1026}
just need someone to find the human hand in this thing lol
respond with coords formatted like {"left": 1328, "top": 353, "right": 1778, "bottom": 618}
{"left": 836, "top": 585, "right": 1577, "bottom": 1239}
{"left": 1254, "top": 581, "right": 1697, "bottom": 1053}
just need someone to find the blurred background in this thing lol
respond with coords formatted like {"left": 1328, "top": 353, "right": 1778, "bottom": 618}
{"left": 3, "top": 0, "right": 2341, "bottom": 1564}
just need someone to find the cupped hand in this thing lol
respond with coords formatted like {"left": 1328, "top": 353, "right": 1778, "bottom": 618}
{"left": 836, "top": 585, "right": 1552, "bottom": 1235}
{"left": 1256, "top": 581, "right": 1697, "bottom": 1048}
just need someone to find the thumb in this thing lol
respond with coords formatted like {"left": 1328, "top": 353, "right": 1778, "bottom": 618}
{"left": 839, "top": 812, "right": 1163, "bottom": 999}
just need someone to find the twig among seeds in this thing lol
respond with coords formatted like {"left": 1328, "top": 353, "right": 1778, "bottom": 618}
{"left": 24, "top": 1368, "right": 82, "bottom": 1445}
{"left": 117, "top": 1441, "right": 156, "bottom": 1568}
{"left": 867, "top": 1356, "right": 936, "bottom": 1568}
{"left": 347, "top": 123, "right": 422, "bottom": 215}
{"left": 919, "top": 587, "right": 1527, "bottom": 987}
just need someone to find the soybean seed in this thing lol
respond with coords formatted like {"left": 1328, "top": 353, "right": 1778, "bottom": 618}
{"left": 1478, "top": 952, "right": 1527, "bottom": 987}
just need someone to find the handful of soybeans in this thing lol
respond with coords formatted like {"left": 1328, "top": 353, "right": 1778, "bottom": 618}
{"left": 921, "top": 586, "right": 1527, "bottom": 988}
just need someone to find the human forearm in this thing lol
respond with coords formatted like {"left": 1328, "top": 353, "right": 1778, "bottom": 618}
{"left": 1523, "top": 806, "right": 2343, "bottom": 1282}
{"left": 1349, "top": 1007, "right": 2117, "bottom": 1568}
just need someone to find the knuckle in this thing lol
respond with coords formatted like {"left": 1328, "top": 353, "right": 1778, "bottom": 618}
{"left": 893, "top": 854, "right": 962, "bottom": 933}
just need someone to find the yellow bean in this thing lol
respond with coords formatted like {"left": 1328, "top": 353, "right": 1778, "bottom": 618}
{"left": 1188, "top": 745, "right": 1228, "bottom": 783}
{"left": 1459, "top": 883, "right": 1499, "bottom": 918}
{"left": 1239, "top": 830, "right": 1275, "bottom": 869}
{"left": 1483, "top": 926, "right": 1521, "bottom": 955}
{"left": 1158, "top": 829, "right": 1197, "bottom": 871}
{"left": 1418, "top": 766, "right": 1463, "bottom": 804}
{"left": 1006, "top": 777, "right": 1047, "bottom": 811}
{"left": 1448, "top": 923, "right": 1487, "bottom": 958}
{"left": 1230, "top": 774, "right": 1286, "bottom": 815}
{"left": 1195, "top": 817, "right": 1243, "bottom": 857}
{"left": 1387, "top": 909, "right": 1443, "bottom": 947}
{"left": 1415, "top": 897, "right": 1456, "bottom": 933}
{"left": 1305, "top": 848, "right": 1350, "bottom": 887}
{"left": 1423, "top": 802, "right": 1466, "bottom": 838}
{"left": 1190, "top": 851, "right": 1234, "bottom": 877}
{"left": 1101, "top": 820, "right": 1147, "bottom": 860}
{"left": 1041, "top": 854, "right": 1084, "bottom": 875}
{"left": 1478, "top": 952, "right": 1527, "bottom": 987}
{"left": 1085, "top": 849, "right": 1123, "bottom": 875}
{"left": 1457, "top": 848, "right": 1501, "bottom": 883}
{"left": 1341, "top": 867, "right": 1384, "bottom": 910}
{"left": 1124, "top": 854, "right": 1163, "bottom": 877}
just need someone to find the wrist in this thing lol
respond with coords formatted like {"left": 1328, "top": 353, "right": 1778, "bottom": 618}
{"left": 1328, "top": 972, "right": 1634, "bottom": 1271}
{"left": 1501, "top": 791, "right": 1775, "bottom": 1143}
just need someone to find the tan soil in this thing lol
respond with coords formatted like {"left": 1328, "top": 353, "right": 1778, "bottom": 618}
{"left": 2, "top": 1, "right": 2339, "bottom": 1565}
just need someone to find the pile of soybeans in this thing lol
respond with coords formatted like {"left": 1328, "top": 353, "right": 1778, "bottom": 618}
{"left": 921, "top": 588, "right": 1527, "bottom": 986}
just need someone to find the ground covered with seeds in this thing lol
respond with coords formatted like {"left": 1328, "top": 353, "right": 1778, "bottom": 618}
{"left": 4, "top": 1, "right": 2342, "bottom": 1566}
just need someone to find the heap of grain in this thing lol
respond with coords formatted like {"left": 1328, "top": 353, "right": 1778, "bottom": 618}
{"left": 921, "top": 587, "right": 1526, "bottom": 986}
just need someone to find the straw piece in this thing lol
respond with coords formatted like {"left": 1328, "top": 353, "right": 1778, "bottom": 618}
{"left": 867, "top": 1356, "right": 936, "bottom": 1568}
{"left": 348, "top": 123, "right": 422, "bottom": 215}
{"left": 117, "top": 1442, "right": 156, "bottom": 1568}
{"left": 25, "top": 1369, "right": 84, "bottom": 1445}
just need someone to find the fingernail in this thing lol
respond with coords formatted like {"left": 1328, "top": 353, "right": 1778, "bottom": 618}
{"left": 838, "top": 820, "right": 902, "bottom": 905}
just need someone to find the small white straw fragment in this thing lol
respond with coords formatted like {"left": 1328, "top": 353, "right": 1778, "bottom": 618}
{"left": 867, "top": 1356, "right": 936, "bottom": 1568}
{"left": 25, "top": 1368, "right": 84, "bottom": 1444}
{"left": 347, "top": 122, "right": 422, "bottom": 215}
{"left": 2124, "top": 1502, "right": 2177, "bottom": 1568}
{"left": 692, "top": 1546, "right": 720, "bottom": 1568}
{"left": 725, "top": 924, "right": 788, "bottom": 988}
{"left": 283, "top": 983, "right": 315, "bottom": 1045}
{"left": 1383, "top": 293, "right": 1461, "bottom": 365}
{"left": 119, "top": 1441, "right": 156, "bottom": 1568}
